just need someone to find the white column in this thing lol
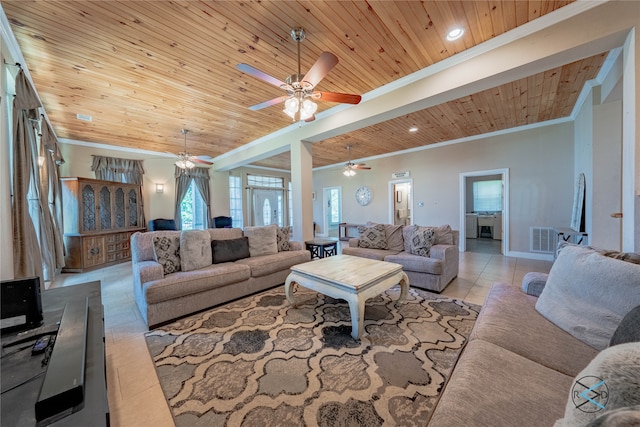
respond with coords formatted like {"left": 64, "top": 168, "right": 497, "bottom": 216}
{"left": 622, "top": 28, "right": 638, "bottom": 252}
{"left": 290, "top": 140, "right": 314, "bottom": 243}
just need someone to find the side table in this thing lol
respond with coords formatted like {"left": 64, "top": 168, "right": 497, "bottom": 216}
{"left": 305, "top": 238, "right": 338, "bottom": 259}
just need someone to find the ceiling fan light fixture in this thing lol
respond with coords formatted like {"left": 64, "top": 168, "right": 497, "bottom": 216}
{"left": 300, "top": 99, "right": 317, "bottom": 120}
{"left": 283, "top": 97, "right": 299, "bottom": 120}
{"left": 175, "top": 158, "right": 195, "bottom": 169}
{"left": 343, "top": 168, "right": 356, "bottom": 177}
{"left": 446, "top": 27, "right": 464, "bottom": 41}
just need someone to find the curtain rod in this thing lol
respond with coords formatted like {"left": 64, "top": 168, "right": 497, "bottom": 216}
{"left": 3, "top": 61, "right": 21, "bottom": 68}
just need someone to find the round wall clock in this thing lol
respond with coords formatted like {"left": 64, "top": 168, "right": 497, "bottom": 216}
{"left": 355, "top": 186, "right": 372, "bottom": 206}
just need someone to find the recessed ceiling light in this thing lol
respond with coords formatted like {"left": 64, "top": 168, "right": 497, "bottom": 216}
{"left": 409, "top": 127, "right": 418, "bottom": 132}
{"left": 446, "top": 28, "right": 464, "bottom": 41}
{"left": 76, "top": 113, "right": 92, "bottom": 122}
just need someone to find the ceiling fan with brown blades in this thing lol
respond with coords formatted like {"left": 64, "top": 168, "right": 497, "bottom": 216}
{"left": 237, "top": 28, "right": 362, "bottom": 122}
{"left": 170, "top": 129, "right": 213, "bottom": 169}
{"left": 343, "top": 144, "right": 371, "bottom": 176}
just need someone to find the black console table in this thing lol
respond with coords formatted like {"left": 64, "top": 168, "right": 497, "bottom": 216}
{"left": 1, "top": 281, "right": 109, "bottom": 426}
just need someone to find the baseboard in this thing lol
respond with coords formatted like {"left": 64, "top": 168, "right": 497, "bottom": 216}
{"left": 506, "top": 250, "right": 554, "bottom": 261}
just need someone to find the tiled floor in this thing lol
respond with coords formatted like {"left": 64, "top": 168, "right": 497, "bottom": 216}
{"left": 48, "top": 244, "right": 552, "bottom": 427}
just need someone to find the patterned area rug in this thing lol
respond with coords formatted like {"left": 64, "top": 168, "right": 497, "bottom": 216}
{"left": 145, "top": 285, "right": 480, "bottom": 426}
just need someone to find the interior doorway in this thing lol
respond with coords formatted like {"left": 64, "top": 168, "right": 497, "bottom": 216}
{"left": 323, "top": 186, "right": 342, "bottom": 238}
{"left": 459, "top": 169, "right": 509, "bottom": 255}
{"left": 389, "top": 179, "right": 413, "bottom": 225}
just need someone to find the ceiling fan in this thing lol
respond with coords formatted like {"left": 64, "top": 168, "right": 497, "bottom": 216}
{"left": 343, "top": 145, "right": 371, "bottom": 176}
{"left": 237, "top": 28, "right": 362, "bottom": 122}
{"left": 171, "top": 129, "right": 213, "bottom": 169}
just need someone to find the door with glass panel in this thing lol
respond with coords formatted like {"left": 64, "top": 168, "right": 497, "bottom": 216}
{"left": 246, "top": 174, "right": 286, "bottom": 227}
{"left": 252, "top": 188, "right": 284, "bottom": 226}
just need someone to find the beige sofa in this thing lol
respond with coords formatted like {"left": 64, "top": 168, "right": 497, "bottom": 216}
{"left": 341, "top": 223, "right": 459, "bottom": 292}
{"left": 429, "top": 243, "right": 640, "bottom": 426}
{"left": 131, "top": 227, "right": 310, "bottom": 328}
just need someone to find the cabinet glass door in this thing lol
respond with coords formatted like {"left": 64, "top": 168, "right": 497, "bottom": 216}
{"left": 100, "top": 186, "right": 112, "bottom": 230}
{"left": 115, "top": 188, "right": 125, "bottom": 228}
{"left": 82, "top": 184, "right": 96, "bottom": 232}
{"left": 128, "top": 189, "right": 138, "bottom": 227}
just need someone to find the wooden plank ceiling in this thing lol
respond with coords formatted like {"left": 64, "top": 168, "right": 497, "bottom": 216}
{"left": 3, "top": 0, "right": 605, "bottom": 170}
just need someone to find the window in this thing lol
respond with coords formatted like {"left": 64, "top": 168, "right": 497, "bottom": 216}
{"left": 329, "top": 188, "right": 340, "bottom": 224}
{"left": 180, "top": 180, "right": 207, "bottom": 230}
{"left": 288, "top": 182, "right": 293, "bottom": 226}
{"left": 473, "top": 180, "right": 503, "bottom": 212}
{"left": 229, "top": 174, "right": 243, "bottom": 229}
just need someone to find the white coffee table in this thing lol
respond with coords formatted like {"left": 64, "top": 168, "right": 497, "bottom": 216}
{"left": 284, "top": 254, "right": 409, "bottom": 339}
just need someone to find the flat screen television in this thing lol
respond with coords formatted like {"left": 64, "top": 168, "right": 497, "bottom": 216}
{"left": 0, "top": 276, "right": 43, "bottom": 333}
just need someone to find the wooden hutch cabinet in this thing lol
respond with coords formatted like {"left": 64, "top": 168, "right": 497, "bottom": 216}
{"left": 61, "top": 177, "right": 146, "bottom": 272}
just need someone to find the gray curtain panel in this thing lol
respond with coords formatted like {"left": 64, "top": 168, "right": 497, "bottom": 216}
{"left": 40, "top": 122, "right": 66, "bottom": 276}
{"left": 11, "top": 70, "right": 44, "bottom": 282}
{"left": 91, "top": 155, "right": 144, "bottom": 184}
{"left": 174, "top": 167, "right": 192, "bottom": 230}
{"left": 173, "top": 166, "right": 211, "bottom": 230}
{"left": 35, "top": 122, "right": 58, "bottom": 281}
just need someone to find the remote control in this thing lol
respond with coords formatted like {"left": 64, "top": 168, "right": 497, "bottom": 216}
{"left": 32, "top": 335, "right": 50, "bottom": 355}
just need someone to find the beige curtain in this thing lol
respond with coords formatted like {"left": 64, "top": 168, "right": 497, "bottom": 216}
{"left": 40, "top": 122, "right": 66, "bottom": 276}
{"left": 11, "top": 70, "right": 43, "bottom": 282}
{"left": 91, "top": 155, "right": 144, "bottom": 184}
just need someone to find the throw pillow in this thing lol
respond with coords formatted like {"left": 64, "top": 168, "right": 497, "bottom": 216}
{"left": 276, "top": 226, "right": 292, "bottom": 252}
{"left": 557, "top": 241, "right": 640, "bottom": 265}
{"left": 357, "top": 224, "right": 388, "bottom": 249}
{"left": 152, "top": 236, "right": 181, "bottom": 274}
{"left": 211, "top": 237, "right": 250, "bottom": 264}
{"left": 402, "top": 225, "right": 417, "bottom": 253}
{"left": 244, "top": 224, "right": 278, "bottom": 257}
{"left": 408, "top": 227, "right": 436, "bottom": 257}
{"left": 535, "top": 245, "right": 640, "bottom": 350}
{"left": 180, "top": 230, "right": 213, "bottom": 272}
{"left": 434, "top": 224, "right": 454, "bottom": 245}
{"left": 385, "top": 224, "right": 405, "bottom": 251}
{"left": 553, "top": 342, "right": 640, "bottom": 427}
{"left": 610, "top": 306, "right": 640, "bottom": 346}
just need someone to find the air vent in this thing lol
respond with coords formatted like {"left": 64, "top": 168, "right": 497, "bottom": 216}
{"left": 530, "top": 227, "right": 555, "bottom": 253}
{"left": 76, "top": 113, "right": 92, "bottom": 122}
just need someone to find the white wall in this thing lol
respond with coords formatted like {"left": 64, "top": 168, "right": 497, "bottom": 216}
{"left": 574, "top": 92, "right": 594, "bottom": 242}
{"left": 0, "top": 34, "right": 15, "bottom": 279}
{"left": 593, "top": 99, "right": 623, "bottom": 249}
{"left": 312, "top": 123, "right": 575, "bottom": 254}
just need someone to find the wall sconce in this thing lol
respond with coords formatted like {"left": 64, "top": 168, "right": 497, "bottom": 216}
{"left": 156, "top": 183, "right": 164, "bottom": 193}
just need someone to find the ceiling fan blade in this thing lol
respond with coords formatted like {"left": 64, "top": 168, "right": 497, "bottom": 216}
{"left": 237, "top": 63, "right": 285, "bottom": 88}
{"left": 249, "top": 96, "right": 287, "bottom": 111}
{"left": 353, "top": 164, "right": 371, "bottom": 170}
{"left": 302, "top": 52, "right": 338, "bottom": 87}
{"left": 192, "top": 158, "right": 213, "bottom": 165}
{"left": 315, "top": 91, "right": 362, "bottom": 104}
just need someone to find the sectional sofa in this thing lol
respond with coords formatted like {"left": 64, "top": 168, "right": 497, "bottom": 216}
{"left": 429, "top": 243, "right": 640, "bottom": 426}
{"left": 341, "top": 223, "right": 459, "bottom": 292}
{"left": 131, "top": 226, "right": 310, "bottom": 328}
